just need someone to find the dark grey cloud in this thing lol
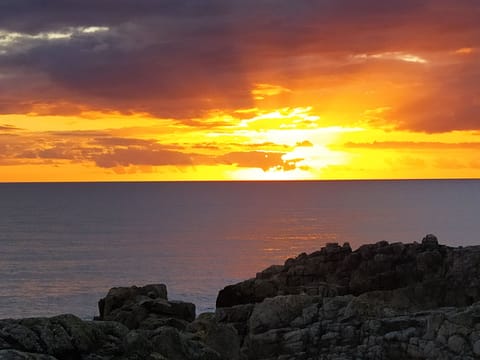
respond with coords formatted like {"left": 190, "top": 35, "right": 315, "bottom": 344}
{"left": 1, "top": 0, "right": 480, "bottom": 131}
{"left": 0, "top": 0, "right": 228, "bottom": 33}
{"left": 0, "top": 7, "right": 251, "bottom": 117}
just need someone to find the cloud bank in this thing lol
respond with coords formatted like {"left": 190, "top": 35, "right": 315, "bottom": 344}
{"left": 0, "top": 0, "right": 479, "bottom": 132}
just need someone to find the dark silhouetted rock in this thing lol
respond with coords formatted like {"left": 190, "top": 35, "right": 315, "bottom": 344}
{"left": 217, "top": 235, "right": 480, "bottom": 310}
{"left": 213, "top": 235, "right": 480, "bottom": 359}
{"left": 0, "top": 350, "right": 57, "bottom": 360}
{"left": 0, "top": 314, "right": 129, "bottom": 359}
{"left": 97, "top": 284, "right": 195, "bottom": 329}
{"left": 0, "top": 313, "right": 221, "bottom": 360}
{"left": 188, "top": 313, "right": 241, "bottom": 360}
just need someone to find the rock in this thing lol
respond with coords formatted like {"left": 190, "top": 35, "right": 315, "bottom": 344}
{"left": 0, "top": 314, "right": 129, "bottom": 359}
{"left": 139, "top": 315, "right": 189, "bottom": 331}
{"left": 216, "top": 279, "right": 278, "bottom": 308}
{"left": 187, "top": 313, "right": 241, "bottom": 360}
{"left": 187, "top": 312, "right": 216, "bottom": 335}
{"left": 215, "top": 304, "right": 254, "bottom": 324}
{"left": 97, "top": 284, "right": 195, "bottom": 329}
{"left": 422, "top": 233, "right": 439, "bottom": 248}
{"left": 214, "top": 304, "right": 254, "bottom": 337}
{"left": 142, "top": 299, "right": 196, "bottom": 322}
{"left": 448, "top": 334, "right": 467, "bottom": 354}
{"left": 213, "top": 237, "right": 480, "bottom": 359}
{"left": 473, "top": 339, "right": 480, "bottom": 355}
{"left": 256, "top": 265, "right": 283, "bottom": 280}
{"left": 0, "top": 314, "right": 221, "bottom": 360}
{"left": 216, "top": 235, "right": 480, "bottom": 310}
{"left": 151, "top": 326, "right": 221, "bottom": 360}
{"left": 0, "top": 350, "right": 58, "bottom": 360}
{"left": 248, "top": 295, "right": 316, "bottom": 334}
{"left": 0, "top": 285, "right": 222, "bottom": 360}
{"left": 99, "top": 284, "right": 167, "bottom": 318}
{"left": 243, "top": 328, "right": 288, "bottom": 360}
{"left": 204, "top": 323, "right": 240, "bottom": 360}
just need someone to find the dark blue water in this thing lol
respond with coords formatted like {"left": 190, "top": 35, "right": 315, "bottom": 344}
{"left": 0, "top": 180, "right": 479, "bottom": 319}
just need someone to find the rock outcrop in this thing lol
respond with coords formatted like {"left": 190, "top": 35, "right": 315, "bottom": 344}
{"left": 214, "top": 292, "right": 480, "bottom": 359}
{"left": 0, "top": 286, "right": 221, "bottom": 360}
{"left": 1, "top": 235, "right": 480, "bottom": 359}
{"left": 213, "top": 235, "right": 480, "bottom": 359}
{"left": 96, "top": 284, "right": 196, "bottom": 330}
{"left": 217, "top": 235, "right": 480, "bottom": 309}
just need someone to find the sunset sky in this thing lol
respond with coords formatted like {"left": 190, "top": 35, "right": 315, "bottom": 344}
{"left": 1, "top": 0, "right": 480, "bottom": 181}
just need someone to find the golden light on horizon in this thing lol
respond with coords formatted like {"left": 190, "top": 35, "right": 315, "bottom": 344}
{"left": 3, "top": 96, "right": 480, "bottom": 182}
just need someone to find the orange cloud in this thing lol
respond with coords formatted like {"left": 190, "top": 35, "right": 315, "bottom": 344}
{"left": 344, "top": 141, "right": 480, "bottom": 149}
{"left": 219, "top": 151, "right": 298, "bottom": 171}
{"left": 251, "top": 84, "right": 292, "bottom": 100}
{"left": 2, "top": 1, "right": 480, "bottom": 180}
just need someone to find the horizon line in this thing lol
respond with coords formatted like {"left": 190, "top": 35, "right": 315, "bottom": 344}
{"left": 0, "top": 177, "right": 479, "bottom": 185}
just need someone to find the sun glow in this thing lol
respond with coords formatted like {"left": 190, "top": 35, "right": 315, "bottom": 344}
{"left": 3, "top": 94, "right": 480, "bottom": 181}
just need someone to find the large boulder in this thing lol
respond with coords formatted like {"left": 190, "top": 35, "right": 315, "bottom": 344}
{"left": 98, "top": 284, "right": 167, "bottom": 318}
{"left": 97, "top": 284, "right": 195, "bottom": 329}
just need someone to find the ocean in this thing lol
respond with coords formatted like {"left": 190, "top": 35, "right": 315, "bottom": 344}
{"left": 0, "top": 180, "right": 479, "bottom": 319}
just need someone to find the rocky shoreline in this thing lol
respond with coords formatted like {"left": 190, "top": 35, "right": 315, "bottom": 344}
{"left": 1, "top": 235, "right": 480, "bottom": 359}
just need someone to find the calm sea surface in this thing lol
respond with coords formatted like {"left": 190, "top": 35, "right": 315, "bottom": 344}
{"left": 0, "top": 180, "right": 479, "bottom": 319}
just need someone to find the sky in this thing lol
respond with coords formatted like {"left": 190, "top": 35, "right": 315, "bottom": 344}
{"left": 1, "top": 0, "right": 480, "bottom": 181}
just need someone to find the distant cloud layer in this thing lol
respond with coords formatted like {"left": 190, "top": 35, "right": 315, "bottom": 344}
{"left": 1, "top": 0, "right": 480, "bottom": 133}
{"left": 0, "top": 128, "right": 298, "bottom": 174}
